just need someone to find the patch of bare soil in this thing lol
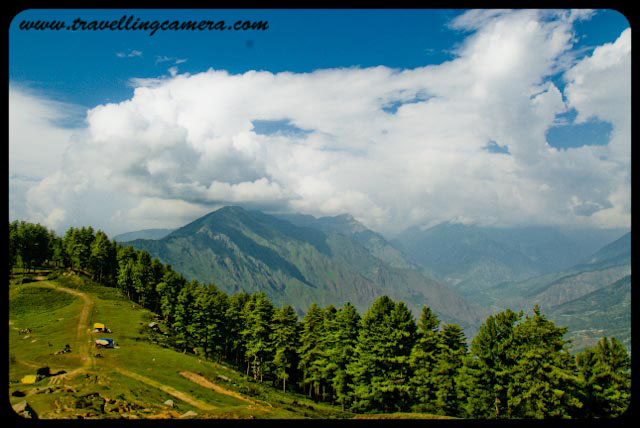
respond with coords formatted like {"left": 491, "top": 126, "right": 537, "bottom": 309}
{"left": 115, "top": 368, "right": 217, "bottom": 411}
{"left": 179, "top": 371, "right": 272, "bottom": 410}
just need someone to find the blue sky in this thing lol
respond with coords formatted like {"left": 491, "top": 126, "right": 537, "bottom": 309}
{"left": 10, "top": 9, "right": 627, "bottom": 107}
{"left": 9, "top": 9, "right": 631, "bottom": 235}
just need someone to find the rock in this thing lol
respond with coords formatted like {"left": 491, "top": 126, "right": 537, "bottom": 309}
{"left": 217, "top": 375, "right": 231, "bottom": 382}
{"left": 164, "top": 399, "right": 174, "bottom": 408}
{"left": 180, "top": 410, "right": 198, "bottom": 418}
{"left": 13, "top": 401, "right": 38, "bottom": 419}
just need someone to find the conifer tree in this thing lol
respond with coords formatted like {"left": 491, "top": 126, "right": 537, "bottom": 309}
{"left": 506, "top": 306, "right": 582, "bottom": 418}
{"left": 155, "top": 267, "right": 185, "bottom": 323}
{"left": 116, "top": 246, "right": 137, "bottom": 300}
{"left": 241, "top": 293, "right": 274, "bottom": 382}
{"left": 132, "top": 250, "right": 154, "bottom": 308}
{"left": 330, "top": 302, "right": 361, "bottom": 411}
{"left": 9, "top": 221, "right": 19, "bottom": 276}
{"left": 89, "top": 230, "right": 114, "bottom": 283}
{"left": 298, "top": 303, "right": 326, "bottom": 399}
{"left": 172, "top": 280, "right": 198, "bottom": 352}
{"left": 225, "top": 292, "right": 251, "bottom": 369}
{"left": 317, "top": 305, "right": 338, "bottom": 402}
{"left": 348, "top": 296, "right": 417, "bottom": 413}
{"left": 432, "top": 324, "right": 467, "bottom": 417}
{"left": 270, "top": 305, "right": 300, "bottom": 392}
{"left": 409, "top": 306, "right": 441, "bottom": 412}
{"left": 576, "top": 336, "right": 630, "bottom": 418}
{"left": 457, "top": 309, "right": 522, "bottom": 418}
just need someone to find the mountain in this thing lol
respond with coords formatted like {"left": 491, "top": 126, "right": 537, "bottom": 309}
{"left": 113, "top": 228, "right": 174, "bottom": 242}
{"left": 391, "top": 222, "right": 628, "bottom": 296}
{"left": 124, "top": 207, "right": 484, "bottom": 332}
{"left": 572, "top": 232, "right": 631, "bottom": 270}
{"left": 276, "top": 213, "right": 417, "bottom": 270}
{"left": 546, "top": 275, "right": 631, "bottom": 353}
{"left": 485, "top": 231, "right": 631, "bottom": 306}
{"left": 481, "top": 232, "right": 631, "bottom": 352}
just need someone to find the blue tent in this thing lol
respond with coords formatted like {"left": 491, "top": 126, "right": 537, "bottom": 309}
{"left": 95, "top": 338, "right": 114, "bottom": 348}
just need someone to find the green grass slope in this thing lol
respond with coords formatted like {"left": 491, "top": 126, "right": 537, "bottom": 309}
{"left": 9, "top": 272, "right": 355, "bottom": 419}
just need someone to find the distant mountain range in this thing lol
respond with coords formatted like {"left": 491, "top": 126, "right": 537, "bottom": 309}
{"left": 119, "top": 208, "right": 630, "bottom": 352}
{"left": 113, "top": 228, "right": 174, "bottom": 242}
{"left": 123, "top": 207, "right": 485, "bottom": 334}
{"left": 481, "top": 232, "right": 631, "bottom": 352}
{"left": 392, "top": 222, "right": 627, "bottom": 296}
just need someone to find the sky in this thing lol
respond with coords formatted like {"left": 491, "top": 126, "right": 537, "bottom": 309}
{"left": 9, "top": 9, "right": 631, "bottom": 237}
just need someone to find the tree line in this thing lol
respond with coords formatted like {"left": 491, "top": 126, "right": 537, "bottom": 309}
{"left": 8, "top": 221, "right": 631, "bottom": 418}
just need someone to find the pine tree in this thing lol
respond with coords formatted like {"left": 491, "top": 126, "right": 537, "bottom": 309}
{"left": 409, "top": 306, "right": 441, "bottom": 413}
{"left": 9, "top": 221, "right": 19, "bottom": 277}
{"left": 432, "top": 324, "right": 467, "bottom": 417}
{"left": 172, "top": 280, "right": 198, "bottom": 352}
{"left": 298, "top": 303, "right": 325, "bottom": 400}
{"left": 576, "top": 336, "right": 630, "bottom": 418}
{"left": 241, "top": 293, "right": 274, "bottom": 382}
{"left": 132, "top": 250, "right": 154, "bottom": 308}
{"left": 348, "top": 296, "right": 417, "bottom": 413}
{"left": 506, "top": 306, "right": 582, "bottom": 418}
{"left": 89, "top": 230, "right": 113, "bottom": 283}
{"left": 116, "top": 246, "right": 137, "bottom": 300}
{"left": 155, "top": 267, "right": 185, "bottom": 323}
{"left": 270, "top": 305, "right": 300, "bottom": 392}
{"left": 317, "top": 305, "right": 338, "bottom": 402}
{"left": 457, "top": 308, "right": 522, "bottom": 418}
{"left": 330, "top": 302, "right": 361, "bottom": 411}
{"left": 225, "top": 292, "right": 251, "bottom": 370}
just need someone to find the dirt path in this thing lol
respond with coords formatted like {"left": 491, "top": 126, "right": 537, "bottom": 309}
{"left": 115, "top": 368, "right": 218, "bottom": 411}
{"left": 31, "top": 282, "right": 95, "bottom": 371}
{"left": 178, "top": 371, "right": 269, "bottom": 408}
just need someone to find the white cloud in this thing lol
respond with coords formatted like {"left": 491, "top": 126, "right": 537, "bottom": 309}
{"left": 563, "top": 28, "right": 630, "bottom": 164}
{"left": 10, "top": 10, "right": 630, "bottom": 237}
{"left": 116, "top": 49, "right": 143, "bottom": 58}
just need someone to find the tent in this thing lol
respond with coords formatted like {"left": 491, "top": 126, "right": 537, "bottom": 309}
{"left": 20, "top": 375, "right": 37, "bottom": 384}
{"left": 95, "top": 338, "right": 114, "bottom": 348}
{"left": 93, "top": 323, "right": 105, "bottom": 330}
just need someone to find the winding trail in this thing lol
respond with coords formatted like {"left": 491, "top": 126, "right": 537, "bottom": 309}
{"left": 115, "top": 368, "right": 217, "bottom": 411}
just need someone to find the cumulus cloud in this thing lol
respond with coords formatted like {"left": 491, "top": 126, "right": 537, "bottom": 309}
{"left": 9, "top": 10, "right": 630, "bottom": 237}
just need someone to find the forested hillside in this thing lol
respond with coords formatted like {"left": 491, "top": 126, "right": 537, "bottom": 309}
{"left": 123, "top": 207, "right": 484, "bottom": 332}
{"left": 9, "top": 220, "right": 631, "bottom": 418}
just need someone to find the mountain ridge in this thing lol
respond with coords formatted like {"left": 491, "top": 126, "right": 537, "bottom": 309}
{"left": 124, "top": 206, "right": 485, "bottom": 332}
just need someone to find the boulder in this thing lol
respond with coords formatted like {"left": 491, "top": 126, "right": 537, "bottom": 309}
{"left": 13, "top": 401, "right": 38, "bottom": 419}
{"left": 36, "top": 367, "right": 51, "bottom": 377}
{"left": 180, "top": 410, "right": 198, "bottom": 418}
{"left": 164, "top": 399, "right": 174, "bottom": 408}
